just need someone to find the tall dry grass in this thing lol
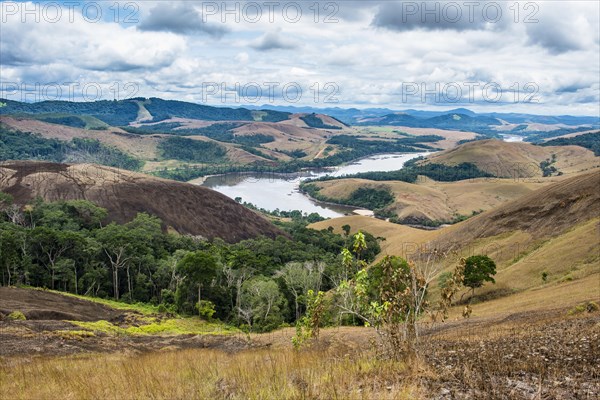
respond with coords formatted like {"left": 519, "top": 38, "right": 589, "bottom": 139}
{"left": 0, "top": 346, "right": 423, "bottom": 400}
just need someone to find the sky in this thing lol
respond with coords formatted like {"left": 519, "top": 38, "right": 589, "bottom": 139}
{"left": 1, "top": 0, "right": 599, "bottom": 115}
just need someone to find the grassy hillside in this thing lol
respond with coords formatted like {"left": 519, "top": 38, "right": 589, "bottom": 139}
{"left": 305, "top": 176, "right": 554, "bottom": 225}
{"left": 311, "top": 170, "right": 600, "bottom": 312}
{"left": 423, "top": 139, "right": 599, "bottom": 177}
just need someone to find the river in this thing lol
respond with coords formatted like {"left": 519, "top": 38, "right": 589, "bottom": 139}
{"left": 500, "top": 134, "right": 525, "bottom": 142}
{"left": 201, "top": 152, "right": 431, "bottom": 218}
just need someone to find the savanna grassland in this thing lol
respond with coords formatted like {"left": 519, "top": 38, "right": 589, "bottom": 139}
{"left": 1, "top": 291, "right": 598, "bottom": 400}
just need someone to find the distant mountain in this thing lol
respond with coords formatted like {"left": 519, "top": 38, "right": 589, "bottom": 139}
{"left": 0, "top": 98, "right": 292, "bottom": 126}
{"left": 356, "top": 112, "right": 502, "bottom": 131}
{"left": 243, "top": 104, "right": 599, "bottom": 128}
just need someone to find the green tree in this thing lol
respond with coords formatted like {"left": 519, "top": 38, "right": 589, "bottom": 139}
{"left": 463, "top": 255, "right": 496, "bottom": 296}
{"left": 277, "top": 261, "right": 324, "bottom": 320}
{"left": 174, "top": 251, "right": 220, "bottom": 315}
{"left": 239, "top": 277, "right": 286, "bottom": 331}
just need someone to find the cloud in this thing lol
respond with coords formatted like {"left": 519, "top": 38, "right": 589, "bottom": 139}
{"left": 138, "top": 3, "right": 229, "bottom": 38}
{"left": 371, "top": 1, "right": 508, "bottom": 32}
{"left": 250, "top": 31, "right": 299, "bottom": 51}
{"left": 0, "top": 2, "right": 186, "bottom": 72}
{"left": 524, "top": 2, "right": 598, "bottom": 54}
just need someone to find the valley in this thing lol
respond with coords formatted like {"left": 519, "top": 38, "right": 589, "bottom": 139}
{"left": 1, "top": 99, "right": 599, "bottom": 400}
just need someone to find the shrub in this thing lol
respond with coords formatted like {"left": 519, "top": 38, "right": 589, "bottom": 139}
{"left": 586, "top": 301, "right": 599, "bottom": 313}
{"left": 197, "top": 300, "right": 216, "bottom": 320}
{"left": 7, "top": 311, "right": 26, "bottom": 321}
{"left": 568, "top": 302, "right": 598, "bottom": 315}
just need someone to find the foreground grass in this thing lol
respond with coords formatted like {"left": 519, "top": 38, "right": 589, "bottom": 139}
{"left": 0, "top": 347, "right": 421, "bottom": 400}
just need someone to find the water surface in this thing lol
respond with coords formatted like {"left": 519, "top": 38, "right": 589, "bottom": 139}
{"left": 202, "top": 152, "right": 430, "bottom": 218}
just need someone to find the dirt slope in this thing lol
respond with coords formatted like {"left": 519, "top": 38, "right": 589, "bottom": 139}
{"left": 0, "top": 161, "right": 284, "bottom": 242}
{"left": 0, "top": 287, "right": 123, "bottom": 321}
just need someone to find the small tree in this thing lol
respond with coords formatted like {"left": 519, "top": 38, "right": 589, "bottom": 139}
{"left": 292, "top": 290, "right": 326, "bottom": 349}
{"left": 335, "top": 233, "right": 465, "bottom": 360}
{"left": 463, "top": 255, "right": 496, "bottom": 298}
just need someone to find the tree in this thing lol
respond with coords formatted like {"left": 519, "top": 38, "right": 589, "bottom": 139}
{"left": 29, "top": 227, "right": 83, "bottom": 290}
{"left": 463, "top": 255, "right": 496, "bottom": 297}
{"left": 277, "top": 261, "right": 323, "bottom": 320}
{"left": 341, "top": 224, "right": 351, "bottom": 237}
{"left": 239, "top": 277, "right": 286, "bottom": 331}
{"left": 95, "top": 223, "right": 134, "bottom": 300}
{"left": 175, "top": 251, "right": 220, "bottom": 315}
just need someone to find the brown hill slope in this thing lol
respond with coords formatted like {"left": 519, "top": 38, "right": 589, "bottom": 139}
{"left": 311, "top": 171, "right": 600, "bottom": 310}
{"left": 434, "top": 169, "right": 600, "bottom": 244}
{"left": 424, "top": 139, "right": 599, "bottom": 177}
{"left": 0, "top": 161, "right": 284, "bottom": 242}
{"left": 308, "top": 176, "right": 555, "bottom": 224}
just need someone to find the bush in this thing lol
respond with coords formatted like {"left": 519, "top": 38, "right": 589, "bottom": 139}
{"left": 586, "top": 301, "right": 599, "bottom": 313}
{"left": 196, "top": 300, "right": 216, "bottom": 320}
{"left": 7, "top": 311, "right": 26, "bottom": 321}
{"left": 568, "top": 302, "right": 598, "bottom": 315}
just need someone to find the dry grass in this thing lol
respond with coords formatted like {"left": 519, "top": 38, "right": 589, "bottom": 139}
{"left": 310, "top": 177, "right": 551, "bottom": 223}
{"left": 425, "top": 139, "right": 599, "bottom": 177}
{"left": 0, "top": 345, "right": 421, "bottom": 400}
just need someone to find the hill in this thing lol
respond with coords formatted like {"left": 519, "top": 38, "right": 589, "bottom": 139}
{"left": 423, "top": 139, "right": 599, "bottom": 177}
{"left": 311, "top": 170, "right": 600, "bottom": 312}
{"left": 0, "top": 161, "right": 284, "bottom": 242}
{"left": 306, "top": 176, "right": 553, "bottom": 225}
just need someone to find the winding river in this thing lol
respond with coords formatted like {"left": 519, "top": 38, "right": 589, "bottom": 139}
{"left": 201, "top": 152, "right": 430, "bottom": 218}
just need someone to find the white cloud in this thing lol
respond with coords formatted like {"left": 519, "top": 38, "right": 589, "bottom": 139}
{"left": 1, "top": 1, "right": 598, "bottom": 115}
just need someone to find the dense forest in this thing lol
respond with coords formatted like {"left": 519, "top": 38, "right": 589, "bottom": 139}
{"left": 305, "top": 162, "right": 494, "bottom": 184}
{"left": 541, "top": 132, "right": 600, "bottom": 156}
{"left": 144, "top": 98, "right": 290, "bottom": 123}
{"left": 0, "top": 99, "right": 140, "bottom": 126}
{"left": 0, "top": 195, "right": 381, "bottom": 331}
{"left": 158, "top": 137, "right": 228, "bottom": 163}
{"left": 0, "top": 125, "right": 143, "bottom": 170}
{"left": 301, "top": 185, "right": 395, "bottom": 211}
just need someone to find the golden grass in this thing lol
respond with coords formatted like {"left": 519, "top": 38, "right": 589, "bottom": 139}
{"left": 453, "top": 273, "right": 600, "bottom": 319}
{"left": 0, "top": 346, "right": 421, "bottom": 400}
{"left": 425, "top": 139, "right": 599, "bottom": 177}
{"left": 310, "top": 177, "right": 551, "bottom": 223}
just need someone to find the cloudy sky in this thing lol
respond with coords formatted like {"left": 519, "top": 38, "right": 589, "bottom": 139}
{"left": 1, "top": 1, "right": 599, "bottom": 115}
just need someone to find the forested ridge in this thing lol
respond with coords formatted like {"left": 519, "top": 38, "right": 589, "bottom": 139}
{"left": 0, "top": 124, "right": 143, "bottom": 170}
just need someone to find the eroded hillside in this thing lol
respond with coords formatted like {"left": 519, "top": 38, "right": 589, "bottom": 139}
{"left": 0, "top": 161, "right": 284, "bottom": 242}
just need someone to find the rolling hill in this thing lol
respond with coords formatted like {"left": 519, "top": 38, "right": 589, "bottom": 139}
{"left": 306, "top": 176, "right": 554, "bottom": 225}
{"left": 310, "top": 170, "right": 600, "bottom": 313}
{"left": 0, "top": 161, "right": 284, "bottom": 242}
{"left": 422, "top": 139, "right": 599, "bottom": 177}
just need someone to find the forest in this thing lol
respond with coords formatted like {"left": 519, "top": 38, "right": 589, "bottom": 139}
{"left": 0, "top": 125, "right": 143, "bottom": 170}
{"left": 158, "top": 137, "right": 228, "bottom": 163}
{"left": 301, "top": 185, "right": 395, "bottom": 211}
{"left": 307, "top": 162, "right": 494, "bottom": 184}
{"left": 0, "top": 195, "right": 382, "bottom": 332}
{"left": 541, "top": 131, "right": 600, "bottom": 156}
